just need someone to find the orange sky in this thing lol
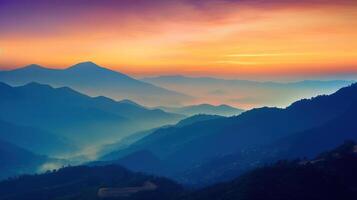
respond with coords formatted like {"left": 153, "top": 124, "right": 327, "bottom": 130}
{"left": 0, "top": 0, "right": 356, "bottom": 78}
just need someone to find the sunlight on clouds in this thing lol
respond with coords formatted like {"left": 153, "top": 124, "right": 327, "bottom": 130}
{"left": 0, "top": 1, "right": 356, "bottom": 78}
{"left": 225, "top": 53, "right": 314, "bottom": 57}
{"left": 214, "top": 61, "right": 260, "bottom": 65}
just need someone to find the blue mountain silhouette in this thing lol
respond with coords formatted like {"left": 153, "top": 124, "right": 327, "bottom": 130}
{"left": 102, "top": 83, "right": 357, "bottom": 185}
{"left": 0, "top": 82, "right": 183, "bottom": 155}
{"left": 0, "top": 62, "right": 192, "bottom": 106}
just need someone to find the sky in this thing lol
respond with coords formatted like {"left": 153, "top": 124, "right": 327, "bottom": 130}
{"left": 0, "top": 0, "right": 357, "bottom": 79}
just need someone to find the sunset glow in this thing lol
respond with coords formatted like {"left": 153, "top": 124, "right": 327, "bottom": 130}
{"left": 1, "top": 0, "right": 356, "bottom": 78}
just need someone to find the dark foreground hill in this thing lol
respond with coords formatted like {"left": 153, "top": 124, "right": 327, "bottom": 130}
{"left": 0, "top": 165, "right": 183, "bottom": 200}
{"left": 181, "top": 141, "right": 357, "bottom": 200}
{"left": 1, "top": 141, "right": 357, "bottom": 200}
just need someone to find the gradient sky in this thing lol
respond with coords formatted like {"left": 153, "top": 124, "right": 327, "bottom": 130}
{"left": 0, "top": 0, "right": 357, "bottom": 79}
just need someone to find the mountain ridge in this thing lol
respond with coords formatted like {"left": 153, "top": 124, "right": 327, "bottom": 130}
{"left": 142, "top": 75, "right": 353, "bottom": 108}
{"left": 157, "top": 104, "right": 244, "bottom": 117}
{"left": 0, "top": 62, "right": 192, "bottom": 106}
{"left": 0, "top": 82, "right": 184, "bottom": 158}
{"left": 101, "top": 83, "right": 357, "bottom": 185}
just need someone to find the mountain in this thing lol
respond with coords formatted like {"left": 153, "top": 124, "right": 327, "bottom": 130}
{"left": 95, "top": 115, "right": 223, "bottom": 176}
{"left": 142, "top": 75, "right": 353, "bottom": 108}
{"left": 0, "top": 62, "right": 192, "bottom": 106}
{"left": 175, "top": 84, "right": 357, "bottom": 186}
{"left": 2, "top": 142, "right": 356, "bottom": 200}
{"left": 0, "top": 139, "right": 49, "bottom": 180}
{"left": 270, "top": 101, "right": 357, "bottom": 159}
{"left": 175, "top": 114, "right": 224, "bottom": 127}
{"left": 0, "top": 119, "right": 76, "bottom": 157}
{"left": 0, "top": 82, "right": 183, "bottom": 157}
{"left": 157, "top": 104, "right": 244, "bottom": 117}
{"left": 101, "top": 114, "right": 225, "bottom": 161}
{"left": 182, "top": 141, "right": 357, "bottom": 200}
{"left": 101, "top": 83, "right": 357, "bottom": 183}
{"left": 99, "top": 114, "right": 222, "bottom": 160}
{"left": 0, "top": 165, "right": 183, "bottom": 200}
{"left": 97, "top": 123, "right": 178, "bottom": 159}
{"left": 111, "top": 150, "right": 166, "bottom": 175}
{"left": 91, "top": 150, "right": 171, "bottom": 176}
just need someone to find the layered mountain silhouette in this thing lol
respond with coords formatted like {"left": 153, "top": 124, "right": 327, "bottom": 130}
{"left": 157, "top": 104, "right": 244, "bottom": 117}
{"left": 0, "top": 62, "right": 191, "bottom": 106}
{"left": 142, "top": 75, "right": 353, "bottom": 108}
{"left": 0, "top": 82, "right": 183, "bottom": 157}
{"left": 177, "top": 84, "right": 357, "bottom": 185}
{"left": 1, "top": 141, "right": 356, "bottom": 200}
{"left": 101, "top": 83, "right": 357, "bottom": 185}
{"left": 1, "top": 62, "right": 356, "bottom": 198}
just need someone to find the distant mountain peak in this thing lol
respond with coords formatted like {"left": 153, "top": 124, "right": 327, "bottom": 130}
{"left": 19, "top": 64, "right": 46, "bottom": 70}
{"left": 23, "top": 82, "right": 54, "bottom": 90}
{"left": 26, "top": 64, "right": 42, "bottom": 68}
{"left": 76, "top": 61, "right": 97, "bottom": 66}
{"left": 25, "top": 81, "right": 48, "bottom": 86}
{"left": 67, "top": 61, "right": 104, "bottom": 71}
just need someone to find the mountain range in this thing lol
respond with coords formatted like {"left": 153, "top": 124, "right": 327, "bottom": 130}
{"left": 0, "top": 82, "right": 184, "bottom": 159}
{"left": 142, "top": 75, "right": 353, "bottom": 108}
{"left": 1, "top": 61, "right": 356, "bottom": 198}
{"left": 1, "top": 141, "right": 356, "bottom": 200}
{"left": 0, "top": 62, "right": 191, "bottom": 106}
{"left": 0, "top": 62, "right": 351, "bottom": 109}
{"left": 100, "top": 83, "right": 357, "bottom": 185}
{"left": 156, "top": 104, "right": 244, "bottom": 117}
{"left": 177, "top": 100, "right": 357, "bottom": 186}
